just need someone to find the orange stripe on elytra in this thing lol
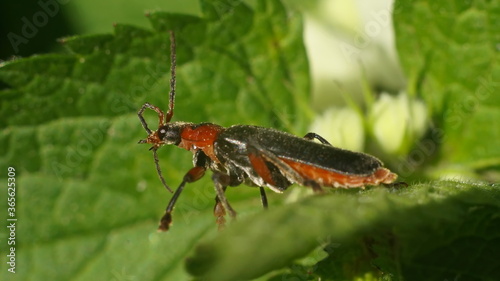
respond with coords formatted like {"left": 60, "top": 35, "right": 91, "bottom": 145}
{"left": 248, "top": 152, "right": 277, "bottom": 186}
{"left": 279, "top": 158, "right": 397, "bottom": 188}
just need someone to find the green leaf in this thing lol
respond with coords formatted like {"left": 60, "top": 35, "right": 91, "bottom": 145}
{"left": 4, "top": 0, "right": 498, "bottom": 280}
{"left": 393, "top": 0, "right": 500, "bottom": 172}
{"left": 187, "top": 181, "right": 500, "bottom": 281}
{"left": 0, "top": 0, "right": 309, "bottom": 280}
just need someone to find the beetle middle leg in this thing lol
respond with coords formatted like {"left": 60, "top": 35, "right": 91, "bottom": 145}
{"left": 213, "top": 186, "right": 227, "bottom": 229}
{"left": 212, "top": 182, "right": 268, "bottom": 230}
{"left": 212, "top": 173, "right": 237, "bottom": 230}
{"left": 303, "top": 132, "right": 331, "bottom": 145}
{"left": 213, "top": 184, "right": 268, "bottom": 230}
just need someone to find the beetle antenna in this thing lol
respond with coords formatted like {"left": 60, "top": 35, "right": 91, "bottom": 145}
{"left": 165, "top": 30, "right": 176, "bottom": 123}
{"left": 153, "top": 147, "right": 173, "bottom": 193}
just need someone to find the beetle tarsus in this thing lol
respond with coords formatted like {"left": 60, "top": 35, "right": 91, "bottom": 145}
{"left": 158, "top": 212, "right": 172, "bottom": 232}
{"left": 214, "top": 200, "right": 227, "bottom": 230}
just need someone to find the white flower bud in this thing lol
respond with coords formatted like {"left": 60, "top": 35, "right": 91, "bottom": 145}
{"left": 309, "top": 106, "right": 365, "bottom": 151}
{"left": 368, "top": 92, "right": 428, "bottom": 156}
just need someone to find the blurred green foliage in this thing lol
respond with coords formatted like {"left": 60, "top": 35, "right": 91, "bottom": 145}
{"left": 0, "top": 0, "right": 199, "bottom": 59}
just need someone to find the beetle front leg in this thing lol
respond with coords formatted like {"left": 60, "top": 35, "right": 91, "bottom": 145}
{"left": 158, "top": 165, "right": 206, "bottom": 232}
{"left": 212, "top": 173, "right": 237, "bottom": 230}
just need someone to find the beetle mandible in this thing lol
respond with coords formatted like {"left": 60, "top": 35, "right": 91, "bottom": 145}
{"left": 138, "top": 31, "right": 399, "bottom": 232}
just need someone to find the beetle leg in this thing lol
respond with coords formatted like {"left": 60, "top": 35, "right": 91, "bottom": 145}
{"left": 259, "top": 186, "right": 268, "bottom": 209}
{"left": 213, "top": 186, "right": 227, "bottom": 230}
{"left": 383, "top": 181, "right": 408, "bottom": 188}
{"left": 212, "top": 173, "right": 237, "bottom": 230}
{"left": 303, "top": 132, "right": 331, "bottom": 146}
{"left": 158, "top": 166, "right": 206, "bottom": 232}
{"left": 304, "top": 180, "right": 325, "bottom": 193}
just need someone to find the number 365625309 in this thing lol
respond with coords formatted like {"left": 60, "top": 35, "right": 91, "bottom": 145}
{"left": 7, "top": 167, "right": 16, "bottom": 213}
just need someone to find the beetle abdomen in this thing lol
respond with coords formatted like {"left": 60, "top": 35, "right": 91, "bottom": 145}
{"left": 279, "top": 157, "right": 396, "bottom": 187}
{"left": 221, "top": 125, "right": 383, "bottom": 175}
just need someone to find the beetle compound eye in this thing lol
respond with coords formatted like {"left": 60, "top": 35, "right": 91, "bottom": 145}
{"left": 158, "top": 128, "right": 167, "bottom": 139}
{"left": 157, "top": 127, "right": 168, "bottom": 140}
{"left": 158, "top": 125, "right": 181, "bottom": 145}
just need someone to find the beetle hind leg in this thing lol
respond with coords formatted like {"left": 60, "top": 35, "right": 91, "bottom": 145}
{"left": 303, "top": 132, "right": 332, "bottom": 145}
{"left": 259, "top": 186, "right": 268, "bottom": 209}
{"left": 304, "top": 179, "right": 325, "bottom": 193}
{"left": 383, "top": 181, "right": 408, "bottom": 188}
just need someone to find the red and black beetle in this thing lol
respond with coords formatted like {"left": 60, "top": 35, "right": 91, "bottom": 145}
{"left": 138, "top": 31, "right": 399, "bottom": 232}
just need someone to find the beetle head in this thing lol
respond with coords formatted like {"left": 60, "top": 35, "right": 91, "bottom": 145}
{"left": 138, "top": 123, "right": 183, "bottom": 150}
{"left": 138, "top": 129, "right": 162, "bottom": 150}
